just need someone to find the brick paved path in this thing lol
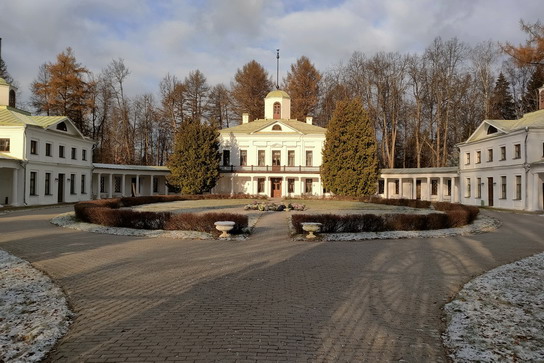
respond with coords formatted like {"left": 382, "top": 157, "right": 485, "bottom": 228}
{"left": 1, "top": 208, "right": 543, "bottom": 362}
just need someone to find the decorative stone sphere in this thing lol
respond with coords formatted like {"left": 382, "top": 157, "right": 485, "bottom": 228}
{"left": 214, "top": 221, "right": 235, "bottom": 238}
{"left": 301, "top": 222, "right": 322, "bottom": 239}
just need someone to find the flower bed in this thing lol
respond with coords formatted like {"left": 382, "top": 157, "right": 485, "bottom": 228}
{"left": 74, "top": 196, "right": 249, "bottom": 235}
{"left": 244, "top": 201, "right": 306, "bottom": 211}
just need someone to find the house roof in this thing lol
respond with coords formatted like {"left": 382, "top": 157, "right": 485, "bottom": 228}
{"left": 0, "top": 77, "right": 9, "bottom": 86}
{"left": 0, "top": 152, "right": 21, "bottom": 161}
{"left": 266, "top": 90, "right": 290, "bottom": 99}
{"left": 464, "top": 109, "right": 544, "bottom": 143}
{"left": 0, "top": 105, "right": 69, "bottom": 127}
{"left": 220, "top": 118, "right": 326, "bottom": 135}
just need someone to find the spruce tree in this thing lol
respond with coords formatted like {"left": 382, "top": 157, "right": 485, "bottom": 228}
{"left": 321, "top": 99, "right": 378, "bottom": 196}
{"left": 167, "top": 121, "right": 220, "bottom": 194}
{"left": 489, "top": 73, "right": 516, "bottom": 119}
{"left": 521, "top": 65, "right": 544, "bottom": 113}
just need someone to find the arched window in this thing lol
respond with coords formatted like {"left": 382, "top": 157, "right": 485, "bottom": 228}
{"left": 487, "top": 125, "right": 497, "bottom": 135}
{"left": 8, "top": 90, "right": 15, "bottom": 107}
{"left": 272, "top": 124, "right": 282, "bottom": 131}
{"left": 273, "top": 102, "right": 281, "bottom": 119}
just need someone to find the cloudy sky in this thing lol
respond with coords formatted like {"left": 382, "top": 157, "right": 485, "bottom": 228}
{"left": 0, "top": 0, "right": 542, "bottom": 105}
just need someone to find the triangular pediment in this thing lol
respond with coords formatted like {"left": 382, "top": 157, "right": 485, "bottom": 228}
{"left": 252, "top": 121, "right": 301, "bottom": 134}
{"left": 45, "top": 118, "right": 86, "bottom": 139}
{"left": 466, "top": 120, "right": 509, "bottom": 143}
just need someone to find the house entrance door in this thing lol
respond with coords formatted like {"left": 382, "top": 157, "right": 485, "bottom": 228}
{"left": 488, "top": 177, "right": 494, "bottom": 206}
{"left": 57, "top": 174, "right": 65, "bottom": 203}
{"left": 416, "top": 180, "right": 422, "bottom": 200}
{"left": 271, "top": 178, "right": 282, "bottom": 198}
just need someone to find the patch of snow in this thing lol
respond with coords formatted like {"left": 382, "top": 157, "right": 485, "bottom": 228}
{"left": 0, "top": 249, "right": 72, "bottom": 362}
{"left": 443, "top": 252, "right": 544, "bottom": 362}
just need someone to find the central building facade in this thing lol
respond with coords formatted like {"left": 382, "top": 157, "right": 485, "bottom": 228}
{"left": 213, "top": 90, "right": 327, "bottom": 197}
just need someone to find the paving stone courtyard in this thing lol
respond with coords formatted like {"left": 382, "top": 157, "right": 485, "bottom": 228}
{"left": 0, "top": 206, "right": 543, "bottom": 362}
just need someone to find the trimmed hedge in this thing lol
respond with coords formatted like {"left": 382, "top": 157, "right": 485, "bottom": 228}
{"left": 74, "top": 196, "right": 249, "bottom": 234}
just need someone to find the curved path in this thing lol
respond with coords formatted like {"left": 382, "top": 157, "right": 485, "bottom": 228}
{"left": 0, "top": 207, "right": 543, "bottom": 362}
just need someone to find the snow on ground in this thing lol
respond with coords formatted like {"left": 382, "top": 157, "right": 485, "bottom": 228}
{"left": 443, "top": 252, "right": 544, "bottom": 362}
{"left": 0, "top": 250, "right": 72, "bottom": 363}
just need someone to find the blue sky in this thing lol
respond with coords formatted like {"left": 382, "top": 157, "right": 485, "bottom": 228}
{"left": 0, "top": 0, "right": 542, "bottom": 107}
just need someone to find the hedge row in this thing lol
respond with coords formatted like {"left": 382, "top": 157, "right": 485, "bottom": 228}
{"left": 291, "top": 210, "right": 475, "bottom": 235}
{"left": 74, "top": 196, "right": 249, "bottom": 234}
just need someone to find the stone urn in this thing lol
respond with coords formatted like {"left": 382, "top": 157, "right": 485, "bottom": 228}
{"left": 301, "top": 222, "right": 322, "bottom": 239}
{"left": 214, "top": 221, "right": 235, "bottom": 238}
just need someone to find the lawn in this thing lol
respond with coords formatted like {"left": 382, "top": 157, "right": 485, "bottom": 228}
{"left": 133, "top": 198, "right": 256, "bottom": 213}
{"left": 283, "top": 198, "right": 412, "bottom": 211}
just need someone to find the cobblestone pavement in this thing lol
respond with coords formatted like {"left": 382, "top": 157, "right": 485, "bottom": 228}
{"left": 0, "top": 207, "right": 543, "bottom": 362}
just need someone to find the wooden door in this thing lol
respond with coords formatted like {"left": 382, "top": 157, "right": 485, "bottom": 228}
{"left": 488, "top": 177, "right": 494, "bottom": 206}
{"left": 271, "top": 178, "right": 282, "bottom": 198}
{"left": 416, "top": 180, "right": 421, "bottom": 200}
{"left": 57, "top": 174, "right": 64, "bottom": 203}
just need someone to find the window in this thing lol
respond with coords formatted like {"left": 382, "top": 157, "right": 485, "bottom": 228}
{"left": 100, "top": 176, "right": 105, "bottom": 193}
{"left": 273, "top": 102, "right": 281, "bottom": 119}
{"left": 446, "top": 180, "right": 452, "bottom": 196}
{"left": 56, "top": 122, "right": 67, "bottom": 131}
{"left": 272, "top": 150, "right": 281, "bottom": 166}
{"left": 288, "top": 150, "right": 295, "bottom": 166}
{"left": 465, "top": 152, "right": 470, "bottom": 165}
{"left": 71, "top": 147, "right": 77, "bottom": 160}
{"left": 288, "top": 179, "right": 295, "bottom": 193}
{"left": 378, "top": 180, "right": 385, "bottom": 194}
{"left": 501, "top": 176, "right": 507, "bottom": 199}
{"left": 82, "top": 149, "right": 87, "bottom": 161}
{"left": 476, "top": 177, "right": 481, "bottom": 199}
{"left": 45, "top": 173, "right": 51, "bottom": 195}
{"left": 465, "top": 178, "right": 471, "bottom": 198}
{"left": 514, "top": 144, "right": 521, "bottom": 159}
{"left": 222, "top": 150, "right": 230, "bottom": 167}
{"left": 258, "top": 150, "right": 265, "bottom": 166}
{"left": 394, "top": 180, "right": 400, "bottom": 195}
{"left": 70, "top": 174, "right": 76, "bottom": 194}
{"left": 476, "top": 151, "right": 481, "bottom": 164}
{"left": 114, "top": 176, "right": 122, "bottom": 193}
{"left": 9, "top": 89, "right": 15, "bottom": 107}
{"left": 487, "top": 125, "right": 497, "bottom": 134}
{"left": 487, "top": 149, "right": 493, "bottom": 162}
{"left": 500, "top": 146, "right": 506, "bottom": 161}
{"left": 272, "top": 124, "right": 282, "bottom": 131}
{"left": 257, "top": 178, "right": 265, "bottom": 193}
{"left": 240, "top": 150, "right": 247, "bottom": 166}
{"left": 81, "top": 174, "right": 86, "bottom": 194}
{"left": 30, "top": 140, "right": 38, "bottom": 155}
{"left": 305, "top": 150, "right": 313, "bottom": 166}
{"left": 0, "top": 138, "right": 10, "bottom": 152}
{"left": 153, "top": 177, "right": 158, "bottom": 193}
{"left": 45, "top": 143, "right": 52, "bottom": 156}
{"left": 305, "top": 179, "right": 313, "bottom": 194}
{"left": 515, "top": 175, "right": 522, "bottom": 200}
{"left": 431, "top": 180, "right": 438, "bottom": 196}
{"left": 59, "top": 145, "right": 65, "bottom": 158}
{"left": 30, "top": 172, "right": 37, "bottom": 196}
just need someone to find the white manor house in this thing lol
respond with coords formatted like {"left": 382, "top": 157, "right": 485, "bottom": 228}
{"left": 1, "top": 75, "right": 543, "bottom": 212}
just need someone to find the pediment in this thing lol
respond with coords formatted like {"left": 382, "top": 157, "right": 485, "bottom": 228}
{"left": 253, "top": 121, "right": 300, "bottom": 134}
{"left": 46, "top": 119, "right": 86, "bottom": 139}
{"left": 466, "top": 120, "right": 507, "bottom": 143}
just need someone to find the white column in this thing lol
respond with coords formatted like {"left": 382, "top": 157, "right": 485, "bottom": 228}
{"left": 96, "top": 173, "right": 101, "bottom": 198}
{"left": 230, "top": 175, "right": 234, "bottom": 195}
{"left": 266, "top": 177, "right": 271, "bottom": 197}
{"left": 427, "top": 177, "right": 431, "bottom": 201}
{"left": 452, "top": 178, "right": 457, "bottom": 203}
{"left": 439, "top": 177, "right": 444, "bottom": 202}
{"left": 533, "top": 173, "right": 540, "bottom": 211}
{"left": 250, "top": 176, "right": 254, "bottom": 195}
{"left": 412, "top": 177, "right": 417, "bottom": 199}
{"left": 11, "top": 168, "right": 18, "bottom": 206}
{"left": 300, "top": 177, "right": 304, "bottom": 195}
{"left": 281, "top": 176, "right": 286, "bottom": 197}
{"left": 108, "top": 174, "right": 113, "bottom": 198}
{"left": 317, "top": 177, "right": 322, "bottom": 196}
{"left": 384, "top": 178, "right": 389, "bottom": 199}
{"left": 121, "top": 174, "right": 126, "bottom": 197}
{"left": 163, "top": 176, "right": 169, "bottom": 195}
{"left": 136, "top": 175, "right": 140, "bottom": 196}
{"left": 149, "top": 176, "right": 154, "bottom": 196}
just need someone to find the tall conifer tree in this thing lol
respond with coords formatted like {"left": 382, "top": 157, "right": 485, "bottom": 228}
{"left": 321, "top": 99, "right": 378, "bottom": 196}
{"left": 489, "top": 72, "right": 516, "bottom": 120}
{"left": 167, "top": 121, "right": 220, "bottom": 194}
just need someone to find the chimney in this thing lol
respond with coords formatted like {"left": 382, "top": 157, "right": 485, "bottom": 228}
{"left": 539, "top": 85, "right": 544, "bottom": 111}
{"left": 305, "top": 116, "right": 313, "bottom": 125}
{"left": 242, "top": 113, "right": 249, "bottom": 124}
